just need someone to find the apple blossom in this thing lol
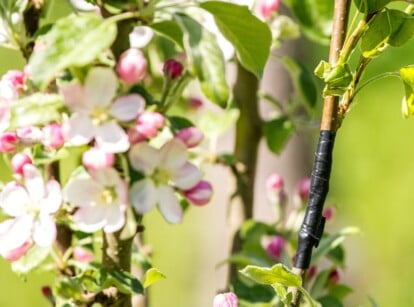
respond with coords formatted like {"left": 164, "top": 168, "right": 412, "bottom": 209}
{"left": 183, "top": 180, "right": 213, "bottom": 206}
{"left": 64, "top": 168, "right": 127, "bottom": 233}
{"left": 129, "top": 139, "right": 202, "bottom": 223}
{"left": 0, "top": 79, "right": 18, "bottom": 101}
{"left": 61, "top": 67, "right": 145, "bottom": 152}
{"left": 175, "top": 127, "right": 204, "bottom": 148}
{"left": 0, "top": 165, "right": 62, "bottom": 260}
{"left": 82, "top": 147, "right": 115, "bottom": 171}
{"left": 11, "top": 153, "right": 32, "bottom": 175}
{"left": 213, "top": 292, "right": 239, "bottom": 307}
{"left": 117, "top": 48, "right": 147, "bottom": 84}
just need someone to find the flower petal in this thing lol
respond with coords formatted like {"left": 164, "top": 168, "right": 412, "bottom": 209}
{"left": 95, "top": 121, "right": 130, "bottom": 153}
{"left": 64, "top": 177, "right": 101, "bottom": 207}
{"left": 129, "top": 178, "right": 157, "bottom": 214}
{"left": 159, "top": 139, "right": 188, "bottom": 172}
{"left": 110, "top": 94, "right": 145, "bottom": 122}
{"left": 23, "top": 164, "right": 45, "bottom": 202}
{"left": 128, "top": 142, "right": 159, "bottom": 174}
{"left": 40, "top": 180, "right": 62, "bottom": 214}
{"left": 63, "top": 113, "right": 95, "bottom": 146}
{"left": 0, "top": 215, "right": 33, "bottom": 254}
{"left": 84, "top": 67, "right": 117, "bottom": 108}
{"left": 157, "top": 185, "right": 182, "bottom": 224}
{"left": 60, "top": 83, "right": 87, "bottom": 112}
{"left": 32, "top": 214, "right": 56, "bottom": 247}
{"left": 90, "top": 168, "right": 128, "bottom": 204}
{"left": 0, "top": 182, "right": 30, "bottom": 217}
{"left": 129, "top": 26, "right": 154, "bottom": 48}
{"left": 73, "top": 206, "right": 108, "bottom": 233}
{"left": 103, "top": 204, "right": 125, "bottom": 233}
{"left": 172, "top": 162, "right": 203, "bottom": 190}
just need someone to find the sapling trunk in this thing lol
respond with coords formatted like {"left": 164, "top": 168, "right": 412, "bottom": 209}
{"left": 290, "top": 0, "right": 351, "bottom": 305}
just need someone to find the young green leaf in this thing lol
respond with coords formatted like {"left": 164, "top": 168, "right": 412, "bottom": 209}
{"left": 353, "top": 0, "right": 393, "bottom": 14}
{"left": 174, "top": 13, "right": 229, "bottom": 108}
{"left": 29, "top": 14, "right": 117, "bottom": 90}
{"left": 400, "top": 65, "right": 414, "bottom": 118}
{"left": 143, "top": 268, "right": 166, "bottom": 289}
{"left": 102, "top": 268, "right": 144, "bottom": 294}
{"left": 240, "top": 264, "right": 302, "bottom": 287}
{"left": 263, "top": 117, "right": 294, "bottom": 155}
{"left": 150, "top": 21, "right": 184, "bottom": 49}
{"left": 200, "top": 1, "right": 272, "bottom": 77}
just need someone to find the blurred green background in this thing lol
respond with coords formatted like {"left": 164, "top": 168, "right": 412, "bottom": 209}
{"left": 2, "top": 2, "right": 414, "bottom": 307}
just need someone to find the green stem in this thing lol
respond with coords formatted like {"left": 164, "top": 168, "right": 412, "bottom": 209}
{"left": 298, "top": 286, "right": 315, "bottom": 307}
{"left": 353, "top": 71, "right": 400, "bottom": 97}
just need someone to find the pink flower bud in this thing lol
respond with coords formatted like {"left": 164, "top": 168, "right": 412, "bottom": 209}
{"left": 213, "top": 292, "right": 238, "bottom": 307}
{"left": 2, "top": 70, "right": 25, "bottom": 91}
{"left": 41, "top": 286, "right": 52, "bottom": 298}
{"left": 117, "top": 48, "right": 147, "bottom": 84}
{"left": 23, "top": 64, "right": 32, "bottom": 80}
{"left": 323, "top": 206, "right": 335, "bottom": 220}
{"left": 73, "top": 246, "right": 94, "bottom": 263}
{"left": 136, "top": 112, "right": 165, "bottom": 138}
{"left": 256, "top": 0, "right": 280, "bottom": 19}
{"left": 163, "top": 59, "right": 184, "bottom": 79}
{"left": 188, "top": 97, "right": 203, "bottom": 109}
{"left": 175, "top": 127, "right": 204, "bottom": 148}
{"left": 127, "top": 126, "right": 147, "bottom": 144}
{"left": 2, "top": 240, "right": 31, "bottom": 261}
{"left": 266, "top": 173, "right": 284, "bottom": 191}
{"left": 16, "top": 126, "right": 43, "bottom": 145}
{"left": 183, "top": 180, "right": 213, "bottom": 206}
{"left": 0, "top": 132, "right": 18, "bottom": 153}
{"left": 297, "top": 177, "right": 311, "bottom": 202}
{"left": 82, "top": 147, "right": 115, "bottom": 171}
{"left": 42, "top": 123, "right": 64, "bottom": 149}
{"left": 11, "top": 153, "right": 32, "bottom": 175}
{"left": 307, "top": 265, "right": 317, "bottom": 279}
{"left": 328, "top": 269, "right": 340, "bottom": 286}
{"left": 265, "top": 235, "right": 286, "bottom": 259}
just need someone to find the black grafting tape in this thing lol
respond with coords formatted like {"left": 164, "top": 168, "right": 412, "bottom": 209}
{"left": 294, "top": 130, "right": 336, "bottom": 269}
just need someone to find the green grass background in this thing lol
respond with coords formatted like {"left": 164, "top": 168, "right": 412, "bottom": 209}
{"left": 2, "top": 2, "right": 414, "bottom": 306}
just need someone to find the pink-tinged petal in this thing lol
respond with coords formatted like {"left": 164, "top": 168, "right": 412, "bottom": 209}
{"left": 73, "top": 246, "right": 94, "bottom": 262}
{"left": 0, "top": 102, "right": 11, "bottom": 133}
{"left": 103, "top": 204, "right": 125, "bottom": 233}
{"left": 0, "top": 182, "right": 30, "bottom": 217}
{"left": 84, "top": 67, "right": 117, "bottom": 108}
{"left": 157, "top": 185, "right": 182, "bottom": 224}
{"left": 3, "top": 240, "right": 31, "bottom": 262}
{"left": 64, "top": 177, "right": 101, "bottom": 207}
{"left": 73, "top": 206, "right": 108, "bottom": 233}
{"left": 32, "top": 214, "right": 56, "bottom": 247}
{"left": 23, "top": 164, "right": 45, "bottom": 202}
{"left": 63, "top": 113, "right": 95, "bottom": 146}
{"left": 159, "top": 139, "right": 188, "bottom": 172}
{"left": 128, "top": 142, "right": 159, "bottom": 174}
{"left": 172, "top": 162, "right": 203, "bottom": 190}
{"left": 130, "top": 178, "right": 157, "bottom": 213}
{"left": 0, "top": 215, "right": 33, "bottom": 254}
{"left": 40, "top": 180, "right": 62, "bottom": 214}
{"left": 110, "top": 94, "right": 145, "bottom": 122}
{"left": 60, "top": 83, "right": 87, "bottom": 112}
{"left": 90, "top": 168, "right": 128, "bottom": 204}
{"left": 95, "top": 121, "right": 130, "bottom": 153}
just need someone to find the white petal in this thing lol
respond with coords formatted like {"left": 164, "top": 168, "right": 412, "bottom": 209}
{"left": 172, "top": 162, "right": 203, "bottom": 190}
{"left": 129, "top": 179, "right": 157, "bottom": 214}
{"left": 32, "top": 214, "right": 56, "bottom": 247}
{"left": 110, "top": 94, "right": 145, "bottom": 121}
{"left": 23, "top": 164, "right": 45, "bottom": 202}
{"left": 129, "top": 26, "right": 154, "bottom": 48}
{"left": 84, "top": 67, "right": 117, "bottom": 108}
{"left": 0, "top": 215, "right": 33, "bottom": 254}
{"left": 95, "top": 121, "right": 130, "bottom": 153}
{"left": 73, "top": 206, "right": 108, "bottom": 233}
{"left": 64, "top": 177, "right": 101, "bottom": 207}
{"left": 0, "top": 182, "right": 30, "bottom": 217}
{"left": 159, "top": 139, "right": 188, "bottom": 172}
{"left": 157, "top": 185, "right": 182, "bottom": 224}
{"left": 103, "top": 205, "right": 125, "bottom": 233}
{"left": 90, "top": 169, "right": 128, "bottom": 204}
{"left": 40, "top": 180, "right": 62, "bottom": 214}
{"left": 60, "top": 83, "right": 88, "bottom": 112}
{"left": 63, "top": 113, "right": 95, "bottom": 146}
{"left": 128, "top": 142, "right": 159, "bottom": 174}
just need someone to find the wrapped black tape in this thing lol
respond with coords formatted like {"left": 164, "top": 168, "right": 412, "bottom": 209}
{"left": 294, "top": 130, "right": 336, "bottom": 269}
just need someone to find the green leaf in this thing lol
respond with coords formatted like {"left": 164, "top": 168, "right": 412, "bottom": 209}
{"left": 167, "top": 116, "right": 194, "bottom": 133}
{"left": 283, "top": 0, "right": 333, "bottom": 45}
{"left": 29, "top": 14, "right": 117, "bottom": 90}
{"left": 103, "top": 268, "right": 144, "bottom": 295}
{"left": 32, "top": 146, "right": 69, "bottom": 165}
{"left": 314, "top": 61, "right": 353, "bottom": 97}
{"left": 232, "top": 278, "right": 275, "bottom": 304}
{"left": 272, "top": 283, "right": 292, "bottom": 305}
{"left": 11, "top": 245, "right": 51, "bottom": 276}
{"left": 240, "top": 264, "right": 302, "bottom": 287}
{"left": 282, "top": 56, "right": 317, "bottom": 109}
{"left": 198, "top": 109, "right": 239, "bottom": 139}
{"left": 400, "top": 65, "right": 414, "bottom": 118}
{"left": 317, "top": 295, "right": 343, "bottom": 307}
{"left": 329, "top": 284, "right": 353, "bottom": 300}
{"left": 10, "top": 93, "right": 64, "bottom": 129}
{"left": 200, "top": 1, "right": 271, "bottom": 77}
{"left": 361, "top": 10, "right": 414, "bottom": 58}
{"left": 143, "top": 268, "right": 166, "bottom": 289}
{"left": 174, "top": 13, "right": 229, "bottom": 107}
{"left": 311, "top": 227, "right": 359, "bottom": 264}
{"left": 310, "top": 269, "right": 330, "bottom": 298}
{"left": 353, "top": 0, "right": 393, "bottom": 13}
{"left": 150, "top": 20, "right": 184, "bottom": 49}
{"left": 263, "top": 117, "right": 294, "bottom": 155}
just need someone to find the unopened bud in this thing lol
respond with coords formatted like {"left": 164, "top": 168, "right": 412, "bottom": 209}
{"left": 256, "top": 0, "right": 280, "bottom": 19}
{"left": 11, "top": 153, "right": 32, "bottom": 175}
{"left": 328, "top": 269, "right": 340, "bottom": 286}
{"left": 213, "top": 292, "right": 238, "bottom": 307}
{"left": 127, "top": 126, "right": 147, "bottom": 144}
{"left": 266, "top": 173, "right": 284, "bottom": 191}
{"left": 175, "top": 127, "right": 204, "bottom": 148}
{"left": 16, "top": 126, "right": 43, "bottom": 145}
{"left": 82, "top": 147, "right": 115, "bottom": 171}
{"left": 323, "top": 206, "right": 335, "bottom": 220}
{"left": 183, "top": 180, "right": 213, "bottom": 206}
{"left": 2, "top": 70, "right": 25, "bottom": 91}
{"left": 117, "top": 48, "right": 147, "bottom": 84}
{"left": 265, "top": 235, "right": 286, "bottom": 259}
{"left": 163, "top": 59, "right": 184, "bottom": 79}
{"left": 73, "top": 246, "right": 94, "bottom": 263}
{"left": 136, "top": 112, "right": 165, "bottom": 138}
{"left": 42, "top": 123, "right": 64, "bottom": 149}
{"left": 307, "top": 265, "right": 317, "bottom": 279}
{"left": 297, "top": 177, "right": 311, "bottom": 202}
{"left": 187, "top": 97, "right": 203, "bottom": 109}
{"left": 0, "top": 132, "right": 18, "bottom": 153}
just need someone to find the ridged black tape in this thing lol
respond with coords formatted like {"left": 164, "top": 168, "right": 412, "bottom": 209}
{"left": 294, "top": 130, "right": 336, "bottom": 269}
